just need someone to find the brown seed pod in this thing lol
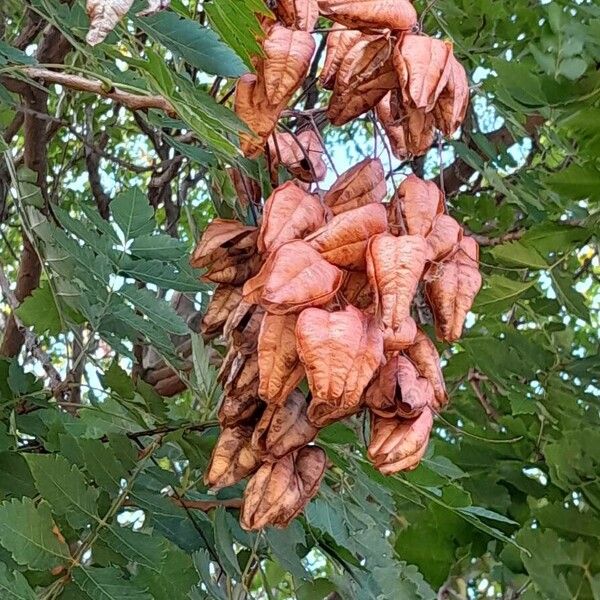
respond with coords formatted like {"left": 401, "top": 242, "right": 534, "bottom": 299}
{"left": 267, "top": 132, "right": 328, "bottom": 183}
{"left": 320, "top": 28, "right": 363, "bottom": 90}
{"left": 201, "top": 285, "right": 244, "bottom": 338}
{"left": 433, "top": 49, "right": 470, "bottom": 136}
{"left": 275, "top": 0, "right": 319, "bottom": 31}
{"left": 317, "top": 0, "right": 418, "bottom": 32}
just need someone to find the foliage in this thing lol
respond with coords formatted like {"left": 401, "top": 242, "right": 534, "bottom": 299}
{"left": 0, "top": 0, "right": 598, "bottom": 598}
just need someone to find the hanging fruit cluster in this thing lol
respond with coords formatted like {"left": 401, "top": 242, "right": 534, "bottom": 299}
{"left": 189, "top": 0, "right": 481, "bottom": 531}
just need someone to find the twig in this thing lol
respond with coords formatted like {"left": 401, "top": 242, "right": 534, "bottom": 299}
{"left": 468, "top": 370, "right": 500, "bottom": 422}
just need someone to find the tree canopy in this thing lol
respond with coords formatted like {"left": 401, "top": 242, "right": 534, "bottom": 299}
{"left": 0, "top": 0, "right": 599, "bottom": 598}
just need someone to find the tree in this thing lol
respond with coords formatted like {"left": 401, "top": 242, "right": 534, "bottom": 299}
{"left": 0, "top": 0, "right": 598, "bottom": 598}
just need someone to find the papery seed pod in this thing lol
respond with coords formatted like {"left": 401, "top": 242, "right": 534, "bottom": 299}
{"left": 240, "top": 446, "right": 326, "bottom": 530}
{"left": 365, "top": 354, "right": 433, "bottom": 418}
{"left": 366, "top": 233, "right": 428, "bottom": 349}
{"left": 318, "top": 0, "right": 418, "bottom": 32}
{"left": 426, "top": 213, "right": 463, "bottom": 262}
{"left": 404, "top": 328, "right": 448, "bottom": 410}
{"left": 228, "top": 305, "right": 265, "bottom": 356}
{"left": 275, "top": 0, "right": 319, "bottom": 31}
{"left": 433, "top": 50, "right": 470, "bottom": 137}
{"left": 425, "top": 237, "right": 482, "bottom": 342}
{"left": 201, "top": 285, "right": 244, "bottom": 337}
{"left": 387, "top": 174, "right": 444, "bottom": 237}
{"left": 203, "top": 251, "right": 263, "bottom": 286}
{"left": 368, "top": 409, "right": 433, "bottom": 474}
{"left": 261, "top": 24, "right": 315, "bottom": 107}
{"left": 204, "top": 424, "right": 262, "bottom": 490}
{"left": 324, "top": 157, "right": 387, "bottom": 216}
{"left": 243, "top": 240, "right": 344, "bottom": 314}
{"left": 340, "top": 271, "right": 375, "bottom": 310}
{"left": 257, "top": 313, "right": 305, "bottom": 405}
{"left": 306, "top": 203, "right": 388, "bottom": 270}
{"left": 235, "top": 74, "right": 280, "bottom": 158}
{"left": 320, "top": 28, "right": 363, "bottom": 90}
{"left": 258, "top": 181, "right": 326, "bottom": 254}
{"left": 393, "top": 35, "right": 452, "bottom": 112}
{"left": 327, "top": 34, "right": 397, "bottom": 126}
{"left": 267, "top": 131, "right": 327, "bottom": 183}
{"left": 219, "top": 353, "right": 263, "bottom": 427}
{"left": 227, "top": 168, "right": 261, "bottom": 208}
{"left": 296, "top": 305, "right": 384, "bottom": 426}
{"left": 252, "top": 390, "right": 318, "bottom": 460}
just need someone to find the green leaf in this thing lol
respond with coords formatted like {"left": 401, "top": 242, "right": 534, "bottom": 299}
{"left": 0, "top": 563, "right": 37, "bottom": 600}
{"left": 213, "top": 506, "right": 241, "bottom": 577}
{"left": 119, "top": 258, "right": 206, "bottom": 292}
{"left": 129, "top": 234, "right": 187, "bottom": 261}
{"left": 15, "top": 282, "right": 62, "bottom": 336}
{"left": 119, "top": 285, "right": 189, "bottom": 335}
{"left": 25, "top": 455, "right": 99, "bottom": 529}
{"left": 546, "top": 164, "right": 600, "bottom": 200}
{"left": 134, "top": 12, "right": 248, "bottom": 77}
{"left": 296, "top": 579, "right": 337, "bottom": 600}
{"left": 73, "top": 567, "right": 151, "bottom": 600}
{"left": 192, "top": 550, "right": 227, "bottom": 600}
{"left": 473, "top": 275, "right": 535, "bottom": 313}
{"left": 0, "top": 497, "right": 70, "bottom": 570}
{"left": 551, "top": 270, "right": 589, "bottom": 321}
{"left": 490, "top": 241, "right": 548, "bottom": 269}
{"left": 0, "top": 453, "right": 37, "bottom": 500}
{"left": 101, "top": 361, "right": 135, "bottom": 399}
{"left": 558, "top": 57, "right": 588, "bottom": 80}
{"left": 111, "top": 188, "right": 155, "bottom": 241}
{"left": 99, "top": 526, "right": 167, "bottom": 570}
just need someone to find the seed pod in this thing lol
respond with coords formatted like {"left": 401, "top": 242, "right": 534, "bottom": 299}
{"left": 433, "top": 50, "right": 470, "bottom": 136}
{"left": 204, "top": 425, "right": 262, "bottom": 490}
{"left": 267, "top": 132, "right": 327, "bottom": 183}
{"left": 240, "top": 446, "right": 327, "bottom": 530}
{"left": 426, "top": 213, "right": 463, "bottom": 262}
{"left": 340, "top": 271, "right": 375, "bottom": 310}
{"left": 275, "top": 0, "right": 319, "bottom": 31}
{"left": 219, "top": 353, "right": 263, "bottom": 427}
{"left": 404, "top": 328, "right": 448, "bottom": 410}
{"left": 201, "top": 285, "right": 244, "bottom": 338}
{"left": 317, "top": 0, "right": 418, "bottom": 32}
{"left": 324, "top": 158, "right": 387, "bottom": 216}
{"left": 306, "top": 203, "right": 388, "bottom": 270}
{"left": 425, "top": 237, "right": 482, "bottom": 342}
{"left": 252, "top": 391, "right": 318, "bottom": 460}
{"left": 320, "top": 28, "right": 363, "bottom": 90}
{"left": 368, "top": 409, "right": 433, "bottom": 474}
{"left": 227, "top": 168, "right": 261, "bottom": 208}
{"left": 243, "top": 240, "right": 344, "bottom": 314}
{"left": 258, "top": 313, "right": 305, "bottom": 405}
{"left": 296, "top": 305, "right": 384, "bottom": 426}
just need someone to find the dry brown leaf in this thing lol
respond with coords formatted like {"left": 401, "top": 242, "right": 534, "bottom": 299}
{"left": 201, "top": 285, "right": 244, "bottom": 337}
{"left": 204, "top": 425, "right": 262, "bottom": 490}
{"left": 366, "top": 232, "right": 428, "bottom": 349}
{"left": 258, "top": 313, "right": 305, "bottom": 405}
{"left": 268, "top": 131, "right": 327, "bottom": 183}
{"left": 296, "top": 305, "right": 384, "bottom": 426}
{"left": 404, "top": 328, "right": 448, "bottom": 410}
{"left": 340, "top": 271, "right": 375, "bottom": 310}
{"left": 426, "top": 213, "right": 463, "bottom": 262}
{"left": 240, "top": 446, "right": 326, "bottom": 530}
{"left": 425, "top": 236, "right": 482, "bottom": 342}
{"left": 433, "top": 50, "right": 470, "bottom": 136}
{"left": 368, "top": 410, "right": 433, "bottom": 473}
{"left": 261, "top": 24, "right": 315, "bottom": 107}
{"left": 243, "top": 240, "right": 344, "bottom": 314}
{"left": 258, "top": 181, "right": 326, "bottom": 254}
{"left": 318, "top": 0, "right": 418, "bottom": 31}
{"left": 275, "top": 0, "right": 319, "bottom": 30}
{"left": 320, "top": 28, "right": 363, "bottom": 89}
{"left": 306, "top": 203, "right": 387, "bottom": 270}
{"left": 365, "top": 354, "right": 433, "bottom": 418}
{"left": 387, "top": 174, "right": 444, "bottom": 236}
{"left": 252, "top": 390, "right": 318, "bottom": 460}
{"left": 327, "top": 34, "right": 397, "bottom": 126}
{"left": 324, "top": 157, "right": 387, "bottom": 215}
{"left": 393, "top": 34, "right": 452, "bottom": 112}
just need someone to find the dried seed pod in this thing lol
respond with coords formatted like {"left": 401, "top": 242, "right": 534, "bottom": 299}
{"left": 366, "top": 233, "right": 428, "bottom": 349}
{"left": 296, "top": 305, "right": 384, "bottom": 426}
{"left": 387, "top": 174, "right": 444, "bottom": 237}
{"left": 258, "top": 313, "right": 305, "bottom": 405}
{"left": 425, "top": 237, "right": 482, "bottom": 342}
{"left": 203, "top": 251, "right": 262, "bottom": 286}
{"left": 340, "top": 271, "right": 375, "bottom": 310}
{"left": 268, "top": 131, "right": 327, "bottom": 183}
{"left": 365, "top": 354, "right": 433, "bottom": 418}
{"left": 243, "top": 240, "right": 344, "bottom": 314}
{"left": 219, "top": 353, "right": 263, "bottom": 427}
{"left": 306, "top": 203, "right": 388, "bottom": 270}
{"left": 229, "top": 305, "right": 265, "bottom": 356}
{"left": 324, "top": 157, "right": 387, "bottom": 215}
{"left": 368, "top": 410, "right": 433, "bottom": 474}
{"left": 240, "top": 446, "right": 326, "bottom": 530}
{"left": 201, "top": 285, "right": 244, "bottom": 337}
{"left": 320, "top": 28, "right": 363, "bottom": 89}
{"left": 261, "top": 24, "right": 315, "bottom": 106}
{"left": 404, "top": 328, "right": 448, "bottom": 410}
{"left": 252, "top": 390, "right": 318, "bottom": 460}
{"left": 258, "top": 181, "right": 326, "bottom": 254}
{"left": 327, "top": 34, "right": 397, "bottom": 126}
{"left": 204, "top": 424, "right": 262, "bottom": 490}
{"left": 393, "top": 34, "right": 452, "bottom": 112}
{"left": 433, "top": 50, "right": 470, "bottom": 136}
{"left": 227, "top": 168, "right": 261, "bottom": 208}
{"left": 318, "top": 0, "right": 418, "bottom": 32}
{"left": 275, "top": 0, "right": 319, "bottom": 31}
{"left": 426, "top": 213, "right": 463, "bottom": 262}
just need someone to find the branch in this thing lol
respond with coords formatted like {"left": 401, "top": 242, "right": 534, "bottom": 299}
{"left": 17, "top": 68, "right": 176, "bottom": 115}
